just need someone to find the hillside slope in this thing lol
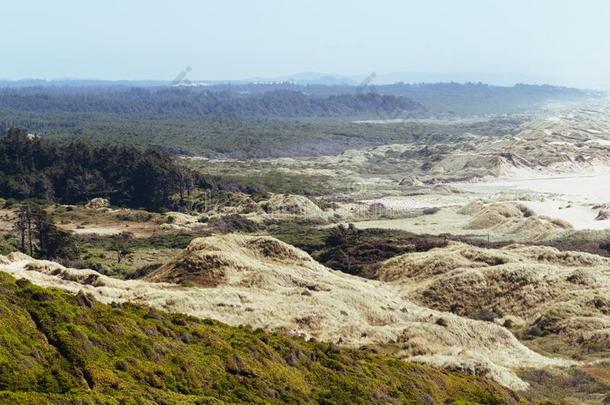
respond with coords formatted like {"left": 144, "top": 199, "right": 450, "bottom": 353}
{"left": 0, "top": 235, "right": 571, "bottom": 391}
{"left": 0, "top": 272, "right": 518, "bottom": 404}
{"left": 378, "top": 242, "right": 610, "bottom": 360}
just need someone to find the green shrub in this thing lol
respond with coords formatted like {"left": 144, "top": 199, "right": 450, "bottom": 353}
{"left": 0, "top": 272, "right": 518, "bottom": 404}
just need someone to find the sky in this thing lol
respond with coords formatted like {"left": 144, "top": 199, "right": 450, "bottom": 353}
{"left": 3, "top": 0, "right": 610, "bottom": 89}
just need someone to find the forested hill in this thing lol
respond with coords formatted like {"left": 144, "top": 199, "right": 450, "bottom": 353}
{"left": 0, "top": 81, "right": 597, "bottom": 116}
{"left": 0, "top": 128, "right": 238, "bottom": 211}
{"left": 0, "top": 87, "right": 424, "bottom": 117}
{"left": 196, "top": 82, "right": 598, "bottom": 115}
{"left": 0, "top": 82, "right": 598, "bottom": 160}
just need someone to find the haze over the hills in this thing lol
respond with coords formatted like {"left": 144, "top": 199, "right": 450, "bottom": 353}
{"left": 4, "top": 0, "right": 610, "bottom": 89}
{"left": 0, "top": 71, "right": 556, "bottom": 88}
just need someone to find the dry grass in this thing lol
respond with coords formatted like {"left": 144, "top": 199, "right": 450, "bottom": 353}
{"left": 379, "top": 242, "right": 610, "bottom": 362}
{"left": 462, "top": 201, "right": 572, "bottom": 240}
{"left": 0, "top": 235, "right": 575, "bottom": 391}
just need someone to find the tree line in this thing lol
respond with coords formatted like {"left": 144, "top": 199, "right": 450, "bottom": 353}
{"left": 15, "top": 204, "right": 77, "bottom": 259}
{"left": 0, "top": 128, "right": 226, "bottom": 211}
{"left": 0, "top": 87, "right": 424, "bottom": 117}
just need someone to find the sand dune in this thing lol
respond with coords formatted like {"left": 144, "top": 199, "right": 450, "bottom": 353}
{"left": 379, "top": 242, "right": 610, "bottom": 350}
{"left": 0, "top": 235, "right": 574, "bottom": 391}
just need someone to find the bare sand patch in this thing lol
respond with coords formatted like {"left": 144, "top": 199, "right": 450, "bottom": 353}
{"left": 455, "top": 171, "right": 610, "bottom": 231}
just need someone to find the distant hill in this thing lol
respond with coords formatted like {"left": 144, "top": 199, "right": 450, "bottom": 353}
{"left": 0, "top": 81, "right": 600, "bottom": 159}
{"left": 0, "top": 81, "right": 597, "bottom": 117}
{"left": 0, "top": 87, "right": 423, "bottom": 118}
{"left": 244, "top": 71, "right": 359, "bottom": 86}
{"left": 195, "top": 82, "right": 598, "bottom": 115}
{"left": 0, "top": 71, "right": 575, "bottom": 88}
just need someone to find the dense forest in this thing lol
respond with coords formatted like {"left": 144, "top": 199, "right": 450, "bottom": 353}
{"left": 0, "top": 113, "right": 526, "bottom": 158}
{"left": 0, "top": 128, "right": 225, "bottom": 210}
{"left": 0, "top": 87, "right": 423, "bottom": 117}
{"left": 0, "top": 82, "right": 597, "bottom": 159}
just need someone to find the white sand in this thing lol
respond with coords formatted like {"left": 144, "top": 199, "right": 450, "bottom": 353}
{"left": 458, "top": 173, "right": 610, "bottom": 203}
{"left": 363, "top": 194, "right": 470, "bottom": 211}
{"left": 455, "top": 172, "right": 610, "bottom": 230}
{"left": 586, "top": 139, "right": 610, "bottom": 147}
{"left": 522, "top": 201, "right": 609, "bottom": 231}
{"left": 352, "top": 207, "right": 492, "bottom": 238}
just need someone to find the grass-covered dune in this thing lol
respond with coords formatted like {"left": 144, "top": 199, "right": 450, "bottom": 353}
{"left": 0, "top": 272, "right": 520, "bottom": 404}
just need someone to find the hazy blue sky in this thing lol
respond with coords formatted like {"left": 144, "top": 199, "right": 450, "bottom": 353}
{"left": 3, "top": 0, "right": 610, "bottom": 89}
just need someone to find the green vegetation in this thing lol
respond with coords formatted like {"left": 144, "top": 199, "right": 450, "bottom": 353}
{"left": 206, "top": 81, "right": 594, "bottom": 116}
{"left": 219, "top": 171, "right": 338, "bottom": 196}
{"left": 266, "top": 224, "right": 493, "bottom": 278}
{"left": 71, "top": 215, "right": 261, "bottom": 279}
{"left": 0, "top": 104, "right": 527, "bottom": 160}
{"left": 0, "top": 129, "right": 203, "bottom": 210}
{"left": 518, "top": 366, "right": 610, "bottom": 404}
{"left": 14, "top": 204, "right": 77, "bottom": 260}
{"left": 545, "top": 229, "right": 610, "bottom": 257}
{"left": 266, "top": 222, "right": 610, "bottom": 279}
{"left": 0, "top": 128, "right": 220, "bottom": 211}
{"left": 310, "top": 225, "right": 449, "bottom": 277}
{"left": 0, "top": 87, "right": 423, "bottom": 117}
{"left": 70, "top": 232, "right": 198, "bottom": 279}
{"left": 0, "top": 81, "right": 592, "bottom": 118}
{"left": 0, "top": 272, "right": 519, "bottom": 404}
{"left": 372, "top": 82, "right": 594, "bottom": 115}
{"left": 0, "top": 234, "right": 18, "bottom": 255}
{"left": 264, "top": 222, "right": 333, "bottom": 253}
{"left": 0, "top": 82, "right": 595, "bottom": 161}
